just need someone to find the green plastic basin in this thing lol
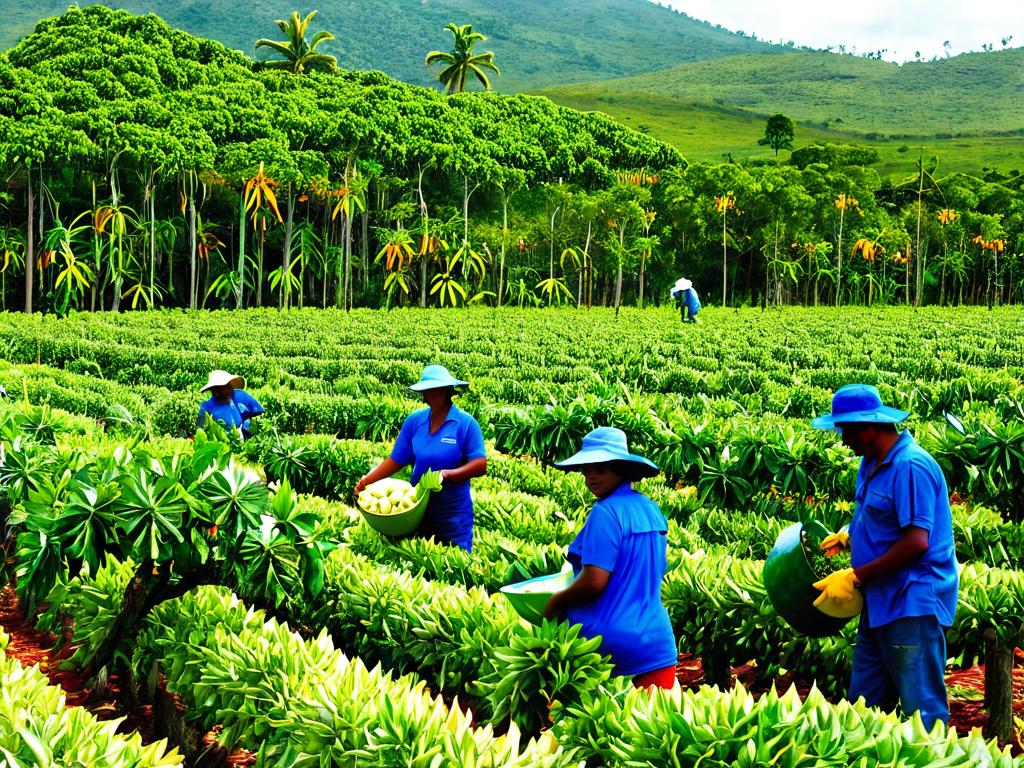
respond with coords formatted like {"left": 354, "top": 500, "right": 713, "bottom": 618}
{"left": 762, "top": 520, "right": 862, "bottom": 638}
{"left": 500, "top": 568, "right": 574, "bottom": 625}
{"left": 360, "top": 489, "right": 432, "bottom": 537}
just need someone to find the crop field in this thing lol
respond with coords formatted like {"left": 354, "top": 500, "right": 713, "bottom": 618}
{"left": 0, "top": 305, "right": 1022, "bottom": 765}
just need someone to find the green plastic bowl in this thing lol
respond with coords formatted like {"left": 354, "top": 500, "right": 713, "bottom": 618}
{"left": 762, "top": 520, "right": 862, "bottom": 638}
{"left": 500, "top": 569, "right": 574, "bottom": 625}
{"left": 360, "top": 490, "right": 432, "bottom": 537}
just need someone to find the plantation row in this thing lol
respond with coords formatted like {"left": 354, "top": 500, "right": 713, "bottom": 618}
{"left": 2, "top": 401, "right": 1021, "bottom": 766}
{"left": 4, "top": 402, "right": 1024, "bottom": 708}
{"left": 6, "top": 354, "right": 1024, "bottom": 525}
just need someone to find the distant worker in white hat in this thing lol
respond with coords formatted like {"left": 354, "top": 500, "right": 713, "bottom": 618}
{"left": 670, "top": 278, "right": 700, "bottom": 323}
{"left": 197, "top": 370, "right": 264, "bottom": 439}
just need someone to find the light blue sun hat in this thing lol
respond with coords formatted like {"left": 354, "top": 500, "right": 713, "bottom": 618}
{"left": 811, "top": 384, "right": 909, "bottom": 430}
{"left": 555, "top": 427, "right": 659, "bottom": 478}
{"left": 409, "top": 364, "right": 469, "bottom": 392}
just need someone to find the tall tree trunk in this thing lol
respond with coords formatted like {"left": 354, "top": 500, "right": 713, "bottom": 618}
{"left": 638, "top": 249, "right": 646, "bottom": 309}
{"left": 149, "top": 173, "right": 157, "bottom": 308}
{"left": 580, "top": 219, "right": 592, "bottom": 308}
{"left": 463, "top": 176, "right": 470, "bottom": 251}
{"left": 24, "top": 168, "right": 33, "bottom": 314}
{"left": 90, "top": 180, "right": 98, "bottom": 312}
{"left": 361, "top": 210, "right": 369, "bottom": 289}
{"left": 914, "top": 153, "right": 925, "bottom": 307}
{"left": 499, "top": 191, "right": 508, "bottom": 307}
{"left": 417, "top": 165, "right": 429, "bottom": 309}
{"left": 237, "top": 190, "right": 246, "bottom": 308}
{"left": 257, "top": 228, "right": 265, "bottom": 307}
{"left": 836, "top": 203, "right": 845, "bottom": 306}
{"left": 721, "top": 211, "right": 728, "bottom": 307}
{"left": 614, "top": 228, "right": 624, "bottom": 317}
{"left": 188, "top": 172, "right": 198, "bottom": 310}
{"left": 281, "top": 183, "right": 294, "bottom": 310}
{"left": 548, "top": 205, "right": 560, "bottom": 282}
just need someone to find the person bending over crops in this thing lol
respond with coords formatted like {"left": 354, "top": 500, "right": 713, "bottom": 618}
{"left": 354, "top": 365, "right": 487, "bottom": 552}
{"left": 197, "top": 369, "right": 264, "bottom": 440}
{"left": 543, "top": 427, "right": 678, "bottom": 690}
{"left": 811, "top": 384, "right": 958, "bottom": 731}
{"left": 670, "top": 278, "right": 700, "bottom": 323}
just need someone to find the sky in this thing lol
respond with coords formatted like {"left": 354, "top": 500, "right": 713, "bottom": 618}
{"left": 661, "top": 0, "right": 1024, "bottom": 62}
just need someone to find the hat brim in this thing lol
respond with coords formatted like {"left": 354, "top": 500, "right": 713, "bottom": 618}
{"left": 555, "top": 449, "right": 659, "bottom": 478}
{"left": 811, "top": 407, "right": 909, "bottom": 430}
{"left": 409, "top": 379, "right": 469, "bottom": 393}
{"left": 201, "top": 375, "right": 245, "bottom": 392}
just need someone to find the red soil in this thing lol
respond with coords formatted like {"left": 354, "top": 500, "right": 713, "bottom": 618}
{"left": 0, "top": 586, "right": 254, "bottom": 766}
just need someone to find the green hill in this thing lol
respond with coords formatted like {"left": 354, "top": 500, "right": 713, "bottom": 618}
{"left": 543, "top": 90, "right": 1024, "bottom": 177}
{"left": 0, "top": 0, "right": 784, "bottom": 90}
{"left": 539, "top": 48, "right": 1024, "bottom": 136}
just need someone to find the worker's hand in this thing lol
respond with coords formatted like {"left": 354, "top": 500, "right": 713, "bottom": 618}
{"left": 354, "top": 476, "right": 369, "bottom": 496}
{"left": 812, "top": 568, "right": 860, "bottom": 606}
{"left": 820, "top": 531, "right": 851, "bottom": 556}
{"left": 542, "top": 593, "right": 562, "bottom": 619}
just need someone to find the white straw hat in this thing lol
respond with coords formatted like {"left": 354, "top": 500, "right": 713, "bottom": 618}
{"left": 201, "top": 370, "right": 245, "bottom": 392}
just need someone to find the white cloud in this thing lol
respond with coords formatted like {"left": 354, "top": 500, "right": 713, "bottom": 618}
{"left": 661, "top": 0, "right": 1024, "bottom": 61}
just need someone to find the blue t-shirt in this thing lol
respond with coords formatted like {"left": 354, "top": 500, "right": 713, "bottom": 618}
{"left": 198, "top": 390, "right": 264, "bottom": 435}
{"left": 683, "top": 288, "right": 701, "bottom": 316}
{"left": 849, "top": 430, "right": 959, "bottom": 628}
{"left": 232, "top": 389, "right": 264, "bottom": 433}
{"left": 390, "top": 405, "right": 486, "bottom": 551}
{"left": 564, "top": 484, "right": 677, "bottom": 677}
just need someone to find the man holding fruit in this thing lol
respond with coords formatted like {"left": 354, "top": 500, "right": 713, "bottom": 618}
{"left": 812, "top": 384, "right": 959, "bottom": 731}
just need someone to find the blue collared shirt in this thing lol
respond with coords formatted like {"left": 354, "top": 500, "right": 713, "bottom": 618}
{"left": 390, "top": 405, "right": 486, "bottom": 551}
{"left": 849, "top": 430, "right": 959, "bottom": 628}
{"left": 565, "top": 484, "right": 678, "bottom": 677}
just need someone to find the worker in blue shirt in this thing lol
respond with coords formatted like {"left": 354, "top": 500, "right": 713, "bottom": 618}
{"left": 355, "top": 365, "right": 487, "bottom": 551}
{"left": 543, "top": 427, "right": 678, "bottom": 690}
{"left": 811, "top": 384, "right": 958, "bottom": 731}
{"left": 197, "top": 370, "right": 264, "bottom": 439}
{"left": 670, "top": 278, "right": 700, "bottom": 323}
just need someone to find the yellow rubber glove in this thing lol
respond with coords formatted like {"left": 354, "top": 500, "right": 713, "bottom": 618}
{"left": 812, "top": 568, "right": 860, "bottom": 606}
{"left": 820, "top": 531, "right": 851, "bottom": 554}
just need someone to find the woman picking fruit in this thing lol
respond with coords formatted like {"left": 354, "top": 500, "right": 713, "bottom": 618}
{"left": 543, "top": 427, "right": 677, "bottom": 689}
{"left": 354, "top": 365, "right": 487, "bottom": 551}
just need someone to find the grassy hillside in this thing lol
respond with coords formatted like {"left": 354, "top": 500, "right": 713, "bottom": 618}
{"left": 541, "top": 48, "right": 1024, "bottom": 136}
{"left": 543, "top": 90, "right": 1024, "bottom": 177}
{"left": 0, "top": 0, "right": 783, "bottom": 90}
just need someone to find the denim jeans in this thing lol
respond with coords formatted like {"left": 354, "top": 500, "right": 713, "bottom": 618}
{"left": 849, "top": 614, "right": 949, "bottom": 731}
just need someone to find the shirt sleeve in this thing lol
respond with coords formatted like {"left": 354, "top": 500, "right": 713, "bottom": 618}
{"left": 390, "top": 414, "right": 416, "bottom": 467}
{"left": 462, "top": 417, "right": 486, "bottom": 461}
{"left": 894, "top": 457, "right": 941, "bottom": 532}
{"left": 197, "top": 402, "right": 209, "bottom": 429}
{"left": 234, "top": 390, "right": 264, "bottom": 418}
{"left": 573, "top": 505, "right": 623, "bottom": 572}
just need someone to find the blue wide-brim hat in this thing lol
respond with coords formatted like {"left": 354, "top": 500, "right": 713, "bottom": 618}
{"left": 811, "top": 384, "right": 909, "bottom": 430}
{"left": 409, "top": 364, "right": 469, "bottom": 392}
{"left": 555, "top": 427, "right": 659, "bottom": 478}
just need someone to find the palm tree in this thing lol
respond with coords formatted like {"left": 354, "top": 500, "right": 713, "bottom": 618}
{"left": 425, "top": 23, "right": 500, "bottom": 94}
{"left": 255, "top": 10, "right": 337, "bottom": 74}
